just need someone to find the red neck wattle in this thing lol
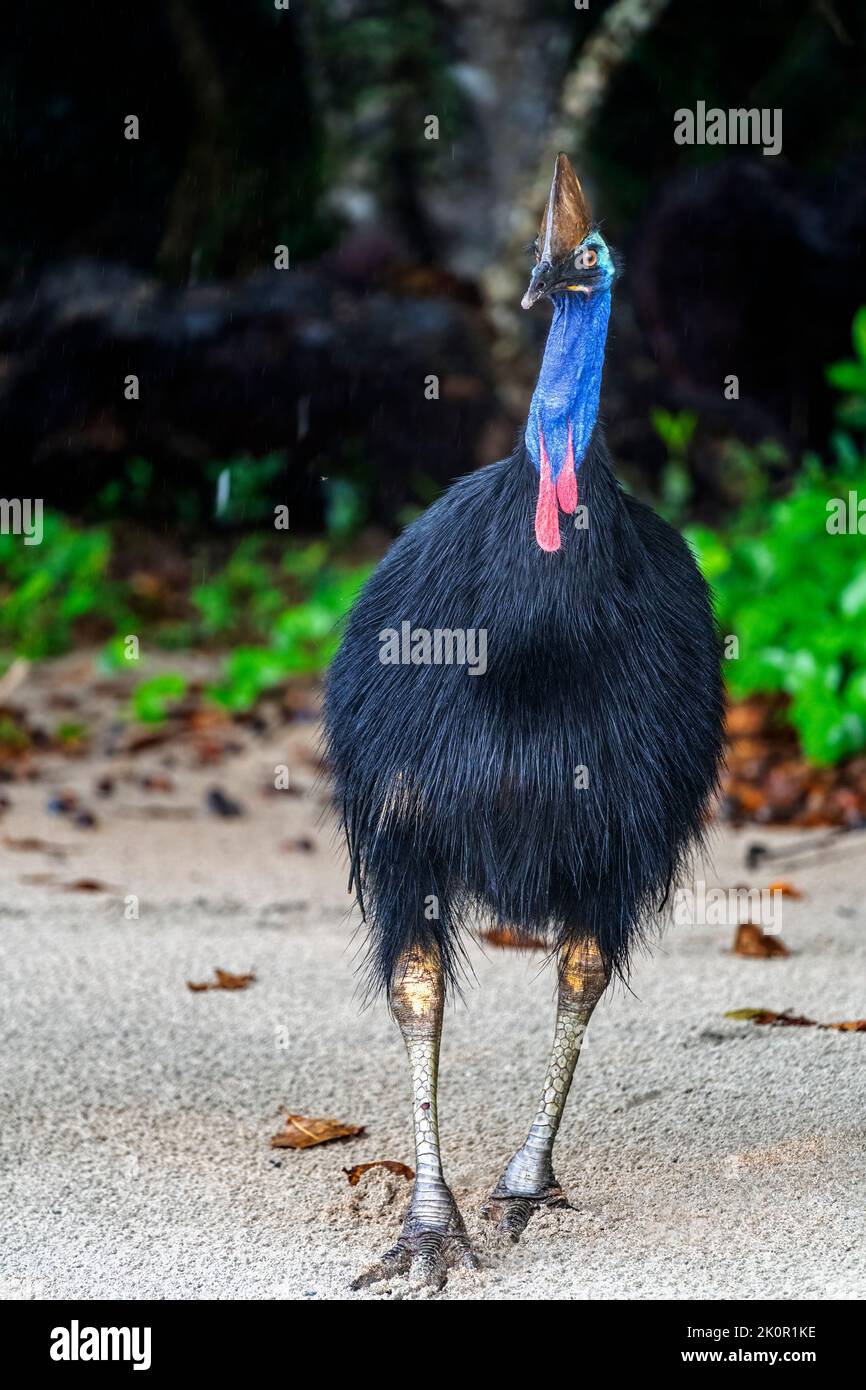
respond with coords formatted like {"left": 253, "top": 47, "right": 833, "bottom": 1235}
{"left": 535, "top": 424, "right": 578, "bottom": 552}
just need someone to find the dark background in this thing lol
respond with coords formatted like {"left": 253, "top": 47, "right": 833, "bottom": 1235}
{"left": 2, "top": 0, "right": 865, "bottom": 532}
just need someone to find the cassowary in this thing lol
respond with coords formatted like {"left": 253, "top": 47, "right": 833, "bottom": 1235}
{"left": 325, "top": 154, "right": 724, "bottom": 1289}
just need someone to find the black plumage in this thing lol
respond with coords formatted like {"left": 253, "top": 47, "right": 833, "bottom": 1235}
{"left": 325, "top": 427, "right": 725, "bottom": 995}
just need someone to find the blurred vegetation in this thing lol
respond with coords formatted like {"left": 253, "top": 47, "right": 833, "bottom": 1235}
{"left": 3, "top": 310, "right": 866, "bottom": 768}
{"left": 687, "top": 308, "right": 866, "bottom": 765}
{"left": 0, "top": 514, "right": 132, "bottom": 659}
{"left": 0, "top": 516, "right": 371, "bottom": 720}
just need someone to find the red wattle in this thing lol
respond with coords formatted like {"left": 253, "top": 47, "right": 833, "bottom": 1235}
{"left": 535, "top": 432, "right": 560, "bottom": 552}
{"left": 556, "top": 422, "right": 578, "bottom": 514}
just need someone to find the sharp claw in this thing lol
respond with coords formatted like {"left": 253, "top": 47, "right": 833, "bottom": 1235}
{"left": 350, "top": 1240, "right": 412, "bottom": 1289}
{"left": 499, "top": 1198, "right": 533, "bottom": 1240}
{"left": 482, "top": 1188, "right": 572, "bottom": 1244}
{"left": 411, "top": 1232, "right": 447, "bottom": 1288}
{"left": 460, "top": 1242, "right": 481, "bottom": 1272}
{"left": 351, "top": 1228, "right": 479, "bottom": 1291}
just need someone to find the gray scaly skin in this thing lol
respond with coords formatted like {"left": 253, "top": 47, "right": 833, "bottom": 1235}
{"left": 351, "top": 947, "right": 478, "bottom": 1290}
{"left": 483, "top": 939, "right": 608, "bottom": 1240}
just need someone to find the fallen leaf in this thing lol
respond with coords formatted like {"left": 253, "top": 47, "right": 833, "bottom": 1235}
{"left": 3, "top": 835, "right": 72, "bottom": 859}
{"left": 725, "top": 781, "right": 769, "bottom": 814}
{"left": 186, "top": 968, "right": 256, "bottom": 992}
{"left": 270, "top": 1114, "right": 365, "bottom": 1150}
{"left": 733, "top": 923, "right": 790, "bottom": 958}
{"left": 725, "top": 700, "right": 770, "bottom": 738}
{"left": 767, "top": 881, "right": 803, "bottom": 899}
{"left": 343, "top": 1160, "right": 415, "bottom": 1186}
{"left": 122, "top": 730, "right": 171, "bottom": 754}
{"left": 140, "top": 773, "right": 175, "bottom": 792}
{"left": 481, "top": 925, "right": 543, "bottom": 949}
{"left": 725, "top": 1008, "right": 816, "bottom": 1027}
{"left": 725, "top": 1008, "right": 865, "bottom": 1031}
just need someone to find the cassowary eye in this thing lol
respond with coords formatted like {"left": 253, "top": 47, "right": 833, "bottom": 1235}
{"left": 575, "top": 247, "right": 597, "bottom": 269}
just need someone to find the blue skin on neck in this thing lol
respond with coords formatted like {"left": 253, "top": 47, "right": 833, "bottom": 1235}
{"left": 525, "top": 238, "right": 613, "bottom": 480}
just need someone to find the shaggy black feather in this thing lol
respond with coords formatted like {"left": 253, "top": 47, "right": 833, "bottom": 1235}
{"left": 324, "top": 430, "right": 725, "bottom": 995}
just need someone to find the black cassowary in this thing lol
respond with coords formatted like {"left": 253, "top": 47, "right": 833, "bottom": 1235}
{"left": 325, "top": 154, "right": 724, "bottom": 1288}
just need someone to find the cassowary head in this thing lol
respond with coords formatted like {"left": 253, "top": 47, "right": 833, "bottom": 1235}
{"left": 522, "top": 153, "right": 615, "bottom": 310}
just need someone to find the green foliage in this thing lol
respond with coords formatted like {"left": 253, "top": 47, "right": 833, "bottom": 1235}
{"left": 323, "top": 477, "right": 367, "bottom": 539}
{"left": 131, "top": 674, "right": 188, "bottom": 724}
{"left": 206, "top": 557, "right": 372, "bottom": 710}
{"left": 651, "top": 407, "right": 697, "bottom": 456}
{"left": 93, "top": 453, "right": 290, "bottom": 528}
{"left": 0, "top": 715, "right": 29, "bottom": 751}
{"left": 55, "top": 721, "right": 88, "bottom": 745}
{"left": 826, "top": 306, "right": 866, "bottom": 430}
{"left": 648, "top": 313, "right": 866, "bottom": 765}
{"left": 0, "top": 512, "right": 130, "bottom": 659}
{"left": 650, "top": 408, "right": 697, "bottom": 524}
{"left": 192, "top": 537, "right": 285, "bottom": 638}
{"left": 687, "top": 448, "right": 866, "bottom": 765}
{"left": 124, "top": 538, "right": 372, "bottom": 718}
{"left": 211, "top": 454, "right": 288, "bottom": 525}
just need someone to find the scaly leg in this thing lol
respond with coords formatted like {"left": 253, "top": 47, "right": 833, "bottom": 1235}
{"left": 483, "top": 937, "right": 608, "bottom": 1240}
{"left": 352, "top": 945, "right": 478, "bottom": 1290}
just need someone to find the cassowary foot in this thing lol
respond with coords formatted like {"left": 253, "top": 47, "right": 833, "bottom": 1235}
{"left": 481, "top": 1180, "right": 572, "bottom": 1243}
{"left": 351, "top": 1195, "right": 479, "bottom": 1291}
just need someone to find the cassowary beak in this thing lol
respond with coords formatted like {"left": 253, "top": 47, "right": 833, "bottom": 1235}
{"left": 521, "top": 262, "right": 554, "bottom": 310}
{"left": 522, "top": 152, "right": 593, "bottom": 311}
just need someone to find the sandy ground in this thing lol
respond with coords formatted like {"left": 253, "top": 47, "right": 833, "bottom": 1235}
{"left": 0, "top": 656, "right": 864, "bottom": 1301}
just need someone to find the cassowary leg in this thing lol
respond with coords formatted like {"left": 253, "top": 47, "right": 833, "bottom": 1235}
{"left": 351, "top": 945, "right": 478, "bottom": 1290}
{"left": 483, "top": 938, "right": 608, "bottom": 1241}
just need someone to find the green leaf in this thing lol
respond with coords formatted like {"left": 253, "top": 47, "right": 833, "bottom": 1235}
{"left": 852, "top": 305, "right": 866, "bottom": 364}
{"left": 132, "top": 674, "right": 187, "bottom": 724}
{"left": 826, "top": 361, "right": 866, "bottom": 393}
{"left": 840, "top": 567, "right": 866, "bottom": 618}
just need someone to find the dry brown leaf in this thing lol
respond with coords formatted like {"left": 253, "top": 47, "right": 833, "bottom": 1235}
{"left": 725, "top": 1008, "right": 816, "bottom": 1027}
{"left": 733, "top": 923, "right": 790, "bottom": 959}
{"left": 733, "top": 783, "right": 771, "bottom": 813}
{"left": 726, "top": 1009, "right": 866, "bottom": 1031}
{"left": 271, "top": 1114, "right": 365, "bottom": 1150}
{"left": 481, "top": 925, "right": 543, "bottom": 950}
{"left": 343, "top": 1160, "right": 414, "bottom": 1186}
{"left": 123, "top": 730, "right": 171, "bottom": 754}
{"left": 3, "top": 835, "right": 71, "bottom": 859}
{"left": 725, "top": 701, "right": 771, "bottom": 738}
{"left": 767, "top": 881, "right": 804, "bottom": 899}
{"left": 140, "top": 773, "right": 175, "bottom": 792}
{"left": 186, "top": 968, "right": 256, "bottom": 993}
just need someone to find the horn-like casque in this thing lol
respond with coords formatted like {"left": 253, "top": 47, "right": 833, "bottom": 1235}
{"left": 537, "top": 152, "right": 592, "bottom": 260}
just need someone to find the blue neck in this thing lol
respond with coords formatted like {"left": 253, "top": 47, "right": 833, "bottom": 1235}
{"left": 524, "top": 289, "right": 610, "bottom": 479}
